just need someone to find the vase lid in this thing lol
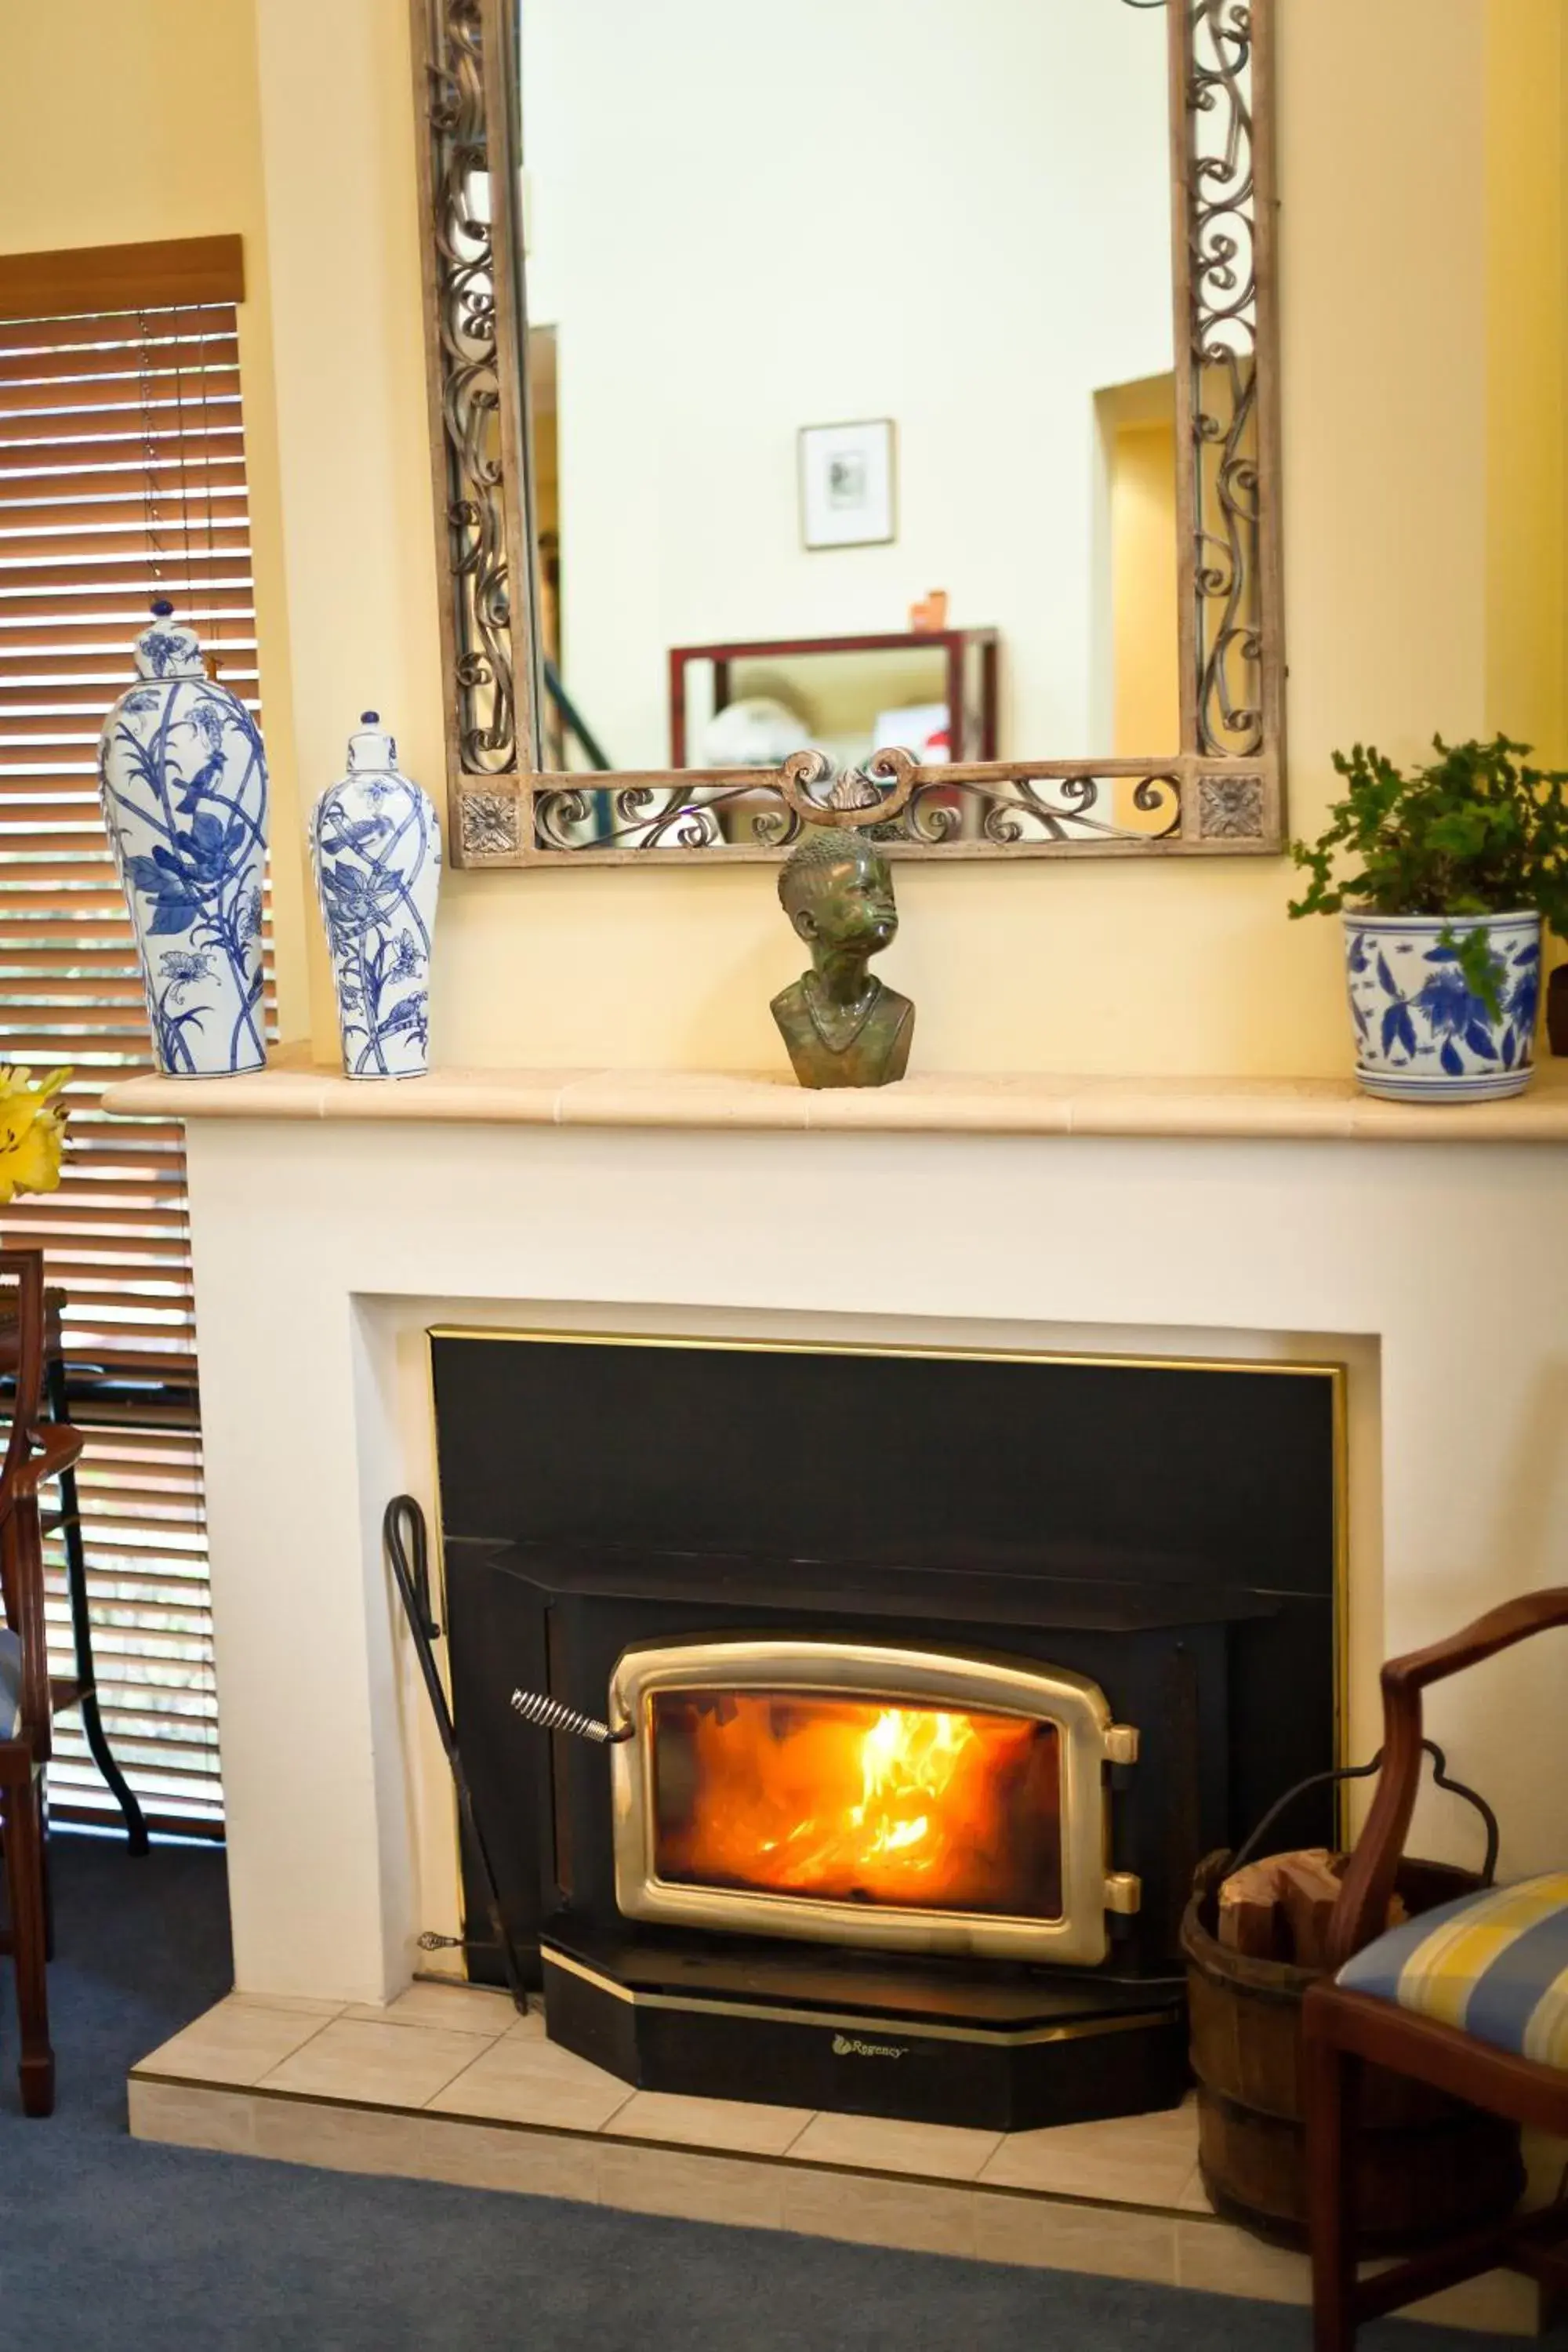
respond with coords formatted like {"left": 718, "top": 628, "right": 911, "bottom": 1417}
{"left": 347, "top": 710, "right": 397, "bottom": 772}
{"left": 131, "top": 598, "right": 206, "bottom": 681}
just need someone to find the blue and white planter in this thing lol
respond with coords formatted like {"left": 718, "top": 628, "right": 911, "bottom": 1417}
{"left": 1344, "top": 910, "right": 1541, "bottom": 1102}
{"left": 311, "top": 714, "right": 440, "bottom": 1080}
{"left": 98, "top": 601, "right": 268, "bottom": 1077}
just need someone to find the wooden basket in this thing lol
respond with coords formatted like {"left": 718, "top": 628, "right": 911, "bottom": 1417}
{"left": 1180, "top": 1850, "right": 1526, "bottom": 2252}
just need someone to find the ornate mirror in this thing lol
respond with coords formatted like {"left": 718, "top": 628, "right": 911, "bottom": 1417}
{"left": 411, "top": 0, "right": 1279, "bottom": 867}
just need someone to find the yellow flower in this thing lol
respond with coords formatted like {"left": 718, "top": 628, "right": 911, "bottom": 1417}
{"left": 0, "top": 1065, "right": 70, "bottom": 1204}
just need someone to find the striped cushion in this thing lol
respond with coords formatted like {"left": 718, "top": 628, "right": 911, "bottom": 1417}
{"left": 0, "top": 1627, "right": 20, "bottom": 1740}
{"left": 1338, "top": 1874, "right": 1568, "bottom": 2069}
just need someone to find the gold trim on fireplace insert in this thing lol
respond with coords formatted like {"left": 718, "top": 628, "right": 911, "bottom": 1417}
{"left": 608, "top": 1636, "right": 1137, "bottom": 1968}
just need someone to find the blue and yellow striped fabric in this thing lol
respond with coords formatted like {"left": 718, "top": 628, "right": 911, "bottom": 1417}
{"left": 1338, "top": 1874, "right": 1568, "bottom": 2069}
{"left": 0, "top": 1627, "right": 20, "bottom": 1740}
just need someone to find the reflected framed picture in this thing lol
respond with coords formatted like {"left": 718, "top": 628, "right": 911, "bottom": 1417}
{"left": 798, "top": 419, "right": 896, "bottom": 551}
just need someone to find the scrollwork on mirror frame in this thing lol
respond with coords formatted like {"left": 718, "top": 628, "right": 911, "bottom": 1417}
{"left": 409, "top": 0, "right": 1280, "bottom": 869}
{"left": 409, "top": 0, "right": 534, "bottom": 782}
{"left": 1186, "top": 0, "right": 1276, "bottom": 768}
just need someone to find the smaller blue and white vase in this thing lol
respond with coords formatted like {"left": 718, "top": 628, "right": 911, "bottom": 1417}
{"left": 99, "top": 600, "right": 269, "bottom": 1077}
{"left": 311, "top": 714, "right": 440, "bottom": 1080}
{"left": 1344, "top": 910, "right": 1541, "bottom": 1102}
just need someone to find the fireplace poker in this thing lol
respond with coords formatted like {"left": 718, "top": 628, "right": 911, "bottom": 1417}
{"left": 382, "top": 1494, "right": 529, "bottom": 2009}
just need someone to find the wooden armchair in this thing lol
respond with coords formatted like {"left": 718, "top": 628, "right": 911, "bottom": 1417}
{"left": 1305, "top": 1588, "right": 1568, "bottom": 2348}
{"left": 0, "top": 1246, "right": 88, "bottom": 2116}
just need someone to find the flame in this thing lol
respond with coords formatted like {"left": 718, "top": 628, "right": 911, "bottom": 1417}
{"left": 653, "top": 1692, "right": 1060, "bottom": 1915}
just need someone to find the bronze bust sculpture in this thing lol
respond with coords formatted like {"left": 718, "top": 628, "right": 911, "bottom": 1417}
{"left": 771, "top": 826, "right": 914, "bottom": 1088}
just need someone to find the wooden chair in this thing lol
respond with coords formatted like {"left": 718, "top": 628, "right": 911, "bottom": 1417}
{"left": 0, "top": 1276, "right": 147, "bottom": 1853}
{"left": 1304, "top": 1588, "right": 1568, "bottom": 2348}
{"left": 0, "top": 1246, "right": 91, "bottom": 2116}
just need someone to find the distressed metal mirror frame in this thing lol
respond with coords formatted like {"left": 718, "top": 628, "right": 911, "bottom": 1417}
{"left": 410, "top": 0, "right": 1280, "bottom": 869}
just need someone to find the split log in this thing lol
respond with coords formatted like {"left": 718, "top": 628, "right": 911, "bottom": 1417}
{"left": 1217, "top": 1847, "right": 1406, "bottom": 1968}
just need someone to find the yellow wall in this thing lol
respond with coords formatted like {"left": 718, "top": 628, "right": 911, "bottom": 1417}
{"left": 1486, "top": 0, "right": 1566, "bottom": 764}
{"left": 0, "top": 0, "right": 311, "bottom": 1041}
{"left": 5, "top": 0, "right": 1563, "bottom": 1079}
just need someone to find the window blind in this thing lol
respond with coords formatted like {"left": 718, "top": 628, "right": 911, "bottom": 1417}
{"left": 0, "top": 237, "right": 252, "bottom": 1835}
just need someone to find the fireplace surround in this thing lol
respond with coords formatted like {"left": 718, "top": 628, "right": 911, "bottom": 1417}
{"left": 96, "top": 1065, "right": 1568, "bottom": 2303}
{"left": 430, "top": 1327, "right": 1340, "bottom": 2129}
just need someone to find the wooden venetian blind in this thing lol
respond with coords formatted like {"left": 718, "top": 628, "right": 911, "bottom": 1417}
{"left": 0, "top": 237, "right": 252, "bottom": 1834}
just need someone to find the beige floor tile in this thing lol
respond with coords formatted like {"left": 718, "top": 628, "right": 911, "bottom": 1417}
{"left": 257, "top": 2018, "right": 480, "bottom": 2107}
{"left": 499, "top": 2005, "right": 546, "bottom": 2038}
{"left": 597, "top": 2141, "right": 787, "bottom": 2230}
{"left": 429, "top": 2030, "right": 633, "bottom": 2132}
{"left": 341, "top": 1983, "right": 519, "bottom": 2037}
{"left": 1179, "top": 2221, "right": 1542, "bottom": 2336}
{"left": 228, "top": 1991, "right": 347, "bottom": 2020}
{"left": 136, "top": 1996, "right": 332, "bottom": 2088}
{"left": 979, "top": 2104, "right": 1199, "bottom": 2207}
{"left": 419, "top": 2116, "right": 602, "bottom": 2203}
{"left": 1403, "top": 2269, "right": 1541, "bottom": 2336}
{"left": 788, "top": 2111, "right": 1003, "bottom": 2181}
{"left": 1175, "top": 2164, "right": 1214, "bottom": 2213}
{"left": 1523, "top": 2127, "right": 1568, "bottom": 2209}
{"left": 1175, "top": 2218, "right": 1311, "bottom": 2305}
{"left": 251, "top": 2094, "right": 433, "bottom": 2178}
{"left": 604, "top": 2090, "right": 815, "bottom": 2158}
{"left": 974, "top": 2190, "right": 1178, "bottom": 2284}
{"left": 782, "top": 2168, "right": 975, "bottom": 2257}
{"left": 129, "top": 2078, "right": 258, "bottom": 2157}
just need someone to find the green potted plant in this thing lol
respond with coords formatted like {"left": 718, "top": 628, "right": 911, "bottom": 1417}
{"left": 1289, "top": 736, "right": 1568, "bottom": 1102}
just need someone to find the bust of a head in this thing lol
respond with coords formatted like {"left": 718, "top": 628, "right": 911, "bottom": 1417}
{"left": 770, "top": 825, "right": 913, "bottom": 1089}
{"left": 776, "top": 826, "right": 898, "bottom": 955}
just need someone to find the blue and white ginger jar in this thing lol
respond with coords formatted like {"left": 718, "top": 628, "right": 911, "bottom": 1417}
{"left": 98, "top": 601, "right": 268, "bottom": 1077}
{"left": 1344, "top": 910, "right": 1541, "bottom": 1102}
{"left": 311, "top": 714, "right": 440, "bottom": 1080}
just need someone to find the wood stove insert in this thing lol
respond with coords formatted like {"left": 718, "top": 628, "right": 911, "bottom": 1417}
{"left": 430, "top": 1331, "right": 1341, "bottom": 2130}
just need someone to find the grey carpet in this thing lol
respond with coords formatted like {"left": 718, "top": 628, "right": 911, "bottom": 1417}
{"left": 0, "top": 1835, "right": 1540, "bottom": 2350}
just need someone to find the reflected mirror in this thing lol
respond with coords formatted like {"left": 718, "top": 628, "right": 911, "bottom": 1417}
{"left": 411, "top": 0, "right": 1279, "bottom": 864}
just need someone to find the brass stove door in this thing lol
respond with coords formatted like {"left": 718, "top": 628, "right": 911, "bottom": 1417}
{"left": 608, "top": 1639, "right": 1138, "bottom": 1967}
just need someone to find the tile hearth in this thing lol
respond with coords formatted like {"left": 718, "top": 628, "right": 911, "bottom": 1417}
{"left": 129, "top": 1983, "right": 1541, "bottom": 2335}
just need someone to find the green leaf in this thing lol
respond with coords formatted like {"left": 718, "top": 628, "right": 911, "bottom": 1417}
{"left": 1287, "top": 735, "right": 1568, "bottom": 941}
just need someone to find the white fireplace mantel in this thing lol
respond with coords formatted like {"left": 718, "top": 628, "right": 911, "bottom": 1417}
{"left": 103, "top": 1058, "right": 1568, "bottom": 2008}
{"left": 102, "top": 1052, "right": 1568, "bottom": 1142}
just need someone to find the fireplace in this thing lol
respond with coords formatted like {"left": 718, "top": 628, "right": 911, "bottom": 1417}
{"left": 430, "top": 1330, "right": 1340, "bottom": 2129}
{"left": 610, "top": 1638, "right": 1137, "bottom": 1965}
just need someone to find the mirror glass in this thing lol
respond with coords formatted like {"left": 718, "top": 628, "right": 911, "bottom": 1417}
{"left": 518, "top": 0, "right": 1177, "bottom": 829}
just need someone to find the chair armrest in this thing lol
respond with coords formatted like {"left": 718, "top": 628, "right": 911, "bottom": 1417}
{"left": 0, "top": 1421, "right": 84, "bottom": 1516}
{"left": 1326, "top": 1585, "right": 1568, "bottom": 1969}
{"left": 1385, "top": 1588, "right": 1568, "bottom": 1692}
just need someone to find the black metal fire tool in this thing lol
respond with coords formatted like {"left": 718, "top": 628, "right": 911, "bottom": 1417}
{"left": 382, "top": 1494, "right": 528, "bottom": 2009}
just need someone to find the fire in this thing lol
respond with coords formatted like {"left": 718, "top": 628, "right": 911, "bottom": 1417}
{"left": 652, "top": 1691, "right": 1062, "bottom": 1917}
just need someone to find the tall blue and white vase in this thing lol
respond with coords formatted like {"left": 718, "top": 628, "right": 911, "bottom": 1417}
{"left": 98, "top": 600, "right": 269, "bottom": 1077}
{"left": 1344, "top": 909, "right": 1541, "bottom": 1102}
{"left": 310, "top": 714, "right": 440, "bottom": 1080}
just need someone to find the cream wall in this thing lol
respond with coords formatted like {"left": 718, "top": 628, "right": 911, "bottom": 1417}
{"left": 5, "top": 1, "right": 1563, "bottom": 1080}
{"left": 0, "top": 0, "right": 312, "bottom": 1041}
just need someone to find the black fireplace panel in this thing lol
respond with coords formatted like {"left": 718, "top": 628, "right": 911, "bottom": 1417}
{"left": 431, "top": 1334, "right": 1339, "bottom": 1998}
{"left": 432, "top": 1335, "right": 1338, "bottom": 1600}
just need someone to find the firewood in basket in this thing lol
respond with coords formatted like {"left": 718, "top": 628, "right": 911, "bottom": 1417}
{"left": 1276, "top": 1849, "right": 1348, "bottom": 1969}
{"left": 1218, "top": 1848, "right": 1408, "bottom": 1968}
{"left": 1217, "top": 1857, "right": 1291, "bottom": 1959}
